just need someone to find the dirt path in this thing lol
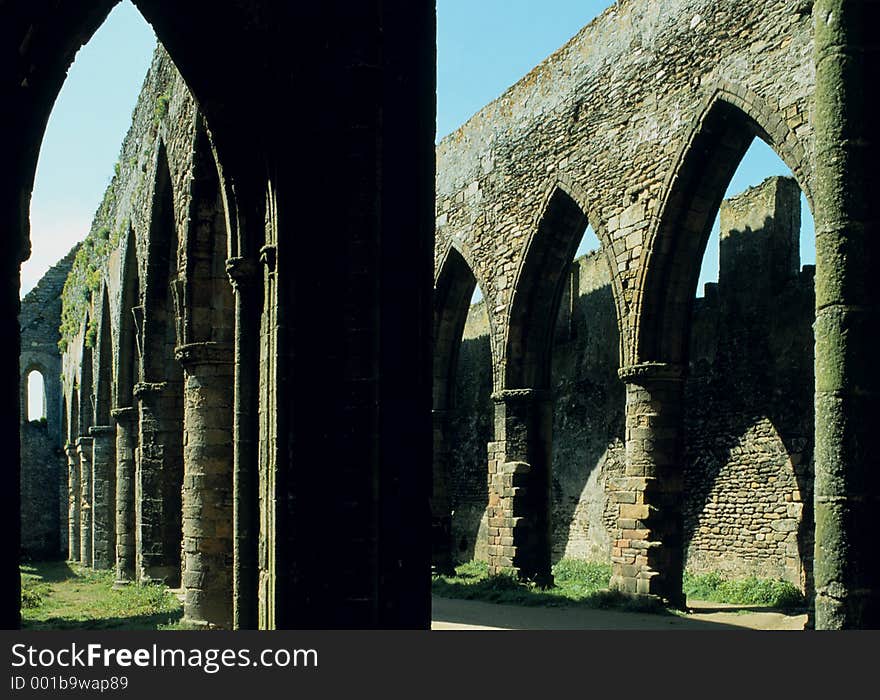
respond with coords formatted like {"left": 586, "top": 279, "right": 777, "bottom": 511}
{"left": 431, "top": 596, "right": 808, "bottom": 631}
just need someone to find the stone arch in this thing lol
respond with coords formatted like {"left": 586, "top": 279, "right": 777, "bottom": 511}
{"left": 183, "top": 117, "right": 235, "bottom": 346}
{"left": 78, "top": 321, "right": 94, "bottom": 437}
{"left": 433, "top": 242, "right": 493, "bottom": 411}
{"left": 633, "top": 87, "right": 812, "bottom": 365}
{"left": 76, "top": 318, "right": 94, "bottom": 566}
{"left": 90, "top": 285, "right": 116, "bottom": 569}
{"left": 94, "top": 285, "right": 114, "bottom": 426}
{"left": 175, "top": 116, "right": 236, "bottom": 627}
{"left": 137, "top": 138, "right": 184, "bottom": 586}
{"left": 610, "top": 87, "right": 815, "bottom": 605}
{"left": 117, "top": 227, "right": 142, "bottom": 408}
{"left": 432, "top": 242, "right": 494, "bottom": 570}
{"left": 503, "top": 184, "right": 591, "bottom": 391}
{"left": 69, "top": 387, "right": 80, "bottom": 446}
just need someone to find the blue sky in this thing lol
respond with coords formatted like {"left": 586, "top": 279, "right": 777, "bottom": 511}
{"left": 23, "top": 0, "right": 813, "bottom": 299}
{"left": 21, "top": 1, "right": 155, "bottom": 297}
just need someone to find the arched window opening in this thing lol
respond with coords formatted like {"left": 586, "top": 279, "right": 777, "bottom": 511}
{"left": 27, "top": 370, "right": 46, "bottom": 423}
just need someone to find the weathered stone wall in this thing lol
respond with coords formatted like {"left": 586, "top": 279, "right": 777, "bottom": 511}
{"left": 447, "top": 300, "right": 492, "bottom": 561}
{"left": 448, "top": 177, "right": 814, "bottom": 587}
{"left": 435, "top": 0, "right": 814, "bottom": 374}
{"left": 19, "top": 422, "right": 65, "bottom": 559}
{"left": 60, "top": 45, "right": 197, "bottom": 392}
{"left": 19, "top": 245, "right": 77, "bottom": 558}
{"left": 549, "top": 251, "right": 626, "bottom": 563}
{"left": 683, "top": 176, "right": 814, "bottom": 587}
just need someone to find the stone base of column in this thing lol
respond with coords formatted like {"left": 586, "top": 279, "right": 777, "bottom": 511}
{"left": 611, "top": 363, "right": 686, "bottom": 610}
{"left": 486, "top": 389, "right": 554, "bottom": 588}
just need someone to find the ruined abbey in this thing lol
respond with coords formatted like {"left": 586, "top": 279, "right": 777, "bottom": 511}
{"left": 6, "top": 0, "right": 880, "bottom": 630}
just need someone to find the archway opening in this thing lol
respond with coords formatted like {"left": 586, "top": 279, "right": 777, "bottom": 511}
{"left": 682, "top": 138, "right": 815, "bottom": 603}
{"left": 636, "top": 99, "right": 815, "bottom": 607}
{"left": 431, "top": 247, "right": 491, "bottom": 572}
{"left": 548, "top": 223, "right": 625, "bottom": 567}
{"left": 139, "top": 142, "right": 184, "bottom": 589}
{"left": 14, "top": 0, "right": 159, "bottom": 630}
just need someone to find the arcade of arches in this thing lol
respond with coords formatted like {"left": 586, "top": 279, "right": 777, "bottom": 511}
{"left": 8, "top": 0, "right": 880, "bottom": 630}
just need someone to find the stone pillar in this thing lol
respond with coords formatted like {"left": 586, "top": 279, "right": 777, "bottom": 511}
{"left": 487, "top": 389, "right": 553, "bottom": 586}
{"left": 89, "top": 425, "right": 115, "bottom": 570}
{"left": 65, "top": 443, "right": 80, "bottom": 562}
{"left": 611, "top": 362, "right": 685, "bottom": 607}
{"left": 134, "top": 381, "right": 181, "bottom": 585}
{"left": 176, "top": 341, "right": 235, "bottom": 628}
{"left": 226, "top": 256, "right": 260, "bottom": 629}
{"left": 76, "top": 436, "right": 93, "bottom": 567}
{"left": 813, "top": 0, "right": 880, "bottom": 628}
{"left": 431, "top": 408, "right": 455, "bottom": 574}
{"left": 111, "top": 407, "right": 137, "bottom": 586}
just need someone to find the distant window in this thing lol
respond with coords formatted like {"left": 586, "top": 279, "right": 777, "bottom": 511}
{"left": 27, "top": 370, "right": 46, "bottom": 421}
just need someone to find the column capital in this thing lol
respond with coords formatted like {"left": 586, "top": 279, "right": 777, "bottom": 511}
{"left": 225, "top": 256, "right": 260, "bottom": 289}
{"left": 64, "top": 442, "right": 78, "bottom": 458}
{"left": 75, "top": 436, "right": 93, "bottom": 451}
{"left": 491, "top": 387, "right": 552, "bottom": 403}
{"left": 88, "top": 424, "right": 115, "bottom": 437}
{"left": 133, "top": 381, "right": 167, "bottom": 398}
{"left": 618, "top": 361, "right": 684, "bottom": 385}
{"left": 174, "top": 342, "right": 234, "bottom": 367}
{"left": 110, "top": 406, "right": 137, "bottom": 423}
{"left": 259, "top": 245, "right": 277, "bottom": 274}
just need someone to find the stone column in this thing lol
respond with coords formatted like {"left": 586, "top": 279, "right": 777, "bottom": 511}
{"left": 487, "top": 388, "right": 553, "bottom": 586}
{"left": 813, "top": 0, "right": 880, "bottom": 628}
{"left": 431, "top": 408, "right": 455, "bottom": 574}
{"left": 134, "top": 381, "right": 180, "bottom": 585}
{"left": 611, "top": 362, "right": 685, "bottom": 607}
{"left": 176, "top": 341, "right": 235, "bottom": 628}
{"left": 65, "top": 443, "right": 80, "bottom": 562}
{"left": 111, "top": 407, "right": 137, "bottom": 586}
{"left": 226, "top": 256, "right": 260, "bottom": 629}
{"left": 76, "top": 436, "right": 93, "bottom": 567}
{"left": 89, "top": 425, "right": 115, "bottom": 570}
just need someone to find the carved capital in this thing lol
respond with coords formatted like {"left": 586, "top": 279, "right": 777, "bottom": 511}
{"left": 75, "top": 436, "right": 93, "bottom": 452}
{"left": 133, "top": 382, "right": 167, "bottom": 399}
{"left": 174, "top": 342, "right": 234, "bottom": 367}
{"left": 88, "top": 424, "right": 115, "bottom": 437}
{"left": 618, "top": 361, "right": 684, "bottom": 385}
{"left": 491, "top": 388, "right": 553, "bottom": 403}
{"left": 259, "top": 245, "right": 277, "bottom": 274}
{"left": 110, "top": 406, "right": 137, "bottom": 423}
{"left": 225, "top": 256, "right": 259, "bottom": 289}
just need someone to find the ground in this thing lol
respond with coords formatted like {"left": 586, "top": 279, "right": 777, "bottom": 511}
{"left": 431, "top": 597, "right": 807, "bottom": 630}
{"left": 20, "top": 560, "right": 806, "bottom": 631}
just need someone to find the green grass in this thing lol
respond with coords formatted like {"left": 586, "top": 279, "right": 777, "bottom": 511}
{"left": 432, "top": 559, "right": 665, "bottom": 613}
{"left": 682, "top": 571, "right": 806, "bottom": 609}
{"left": 434, "top": 559, "right": 807, "bottom": 613}
{"left": 21, "top": 560, "right": 186, "bottom": 630}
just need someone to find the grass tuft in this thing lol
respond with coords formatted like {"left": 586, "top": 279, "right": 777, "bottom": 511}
{"left": 432, "top": 558, "right": 663, "bottom": 613}
{"left": 683, "top": 571, "right": 805, "bottom": 609}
